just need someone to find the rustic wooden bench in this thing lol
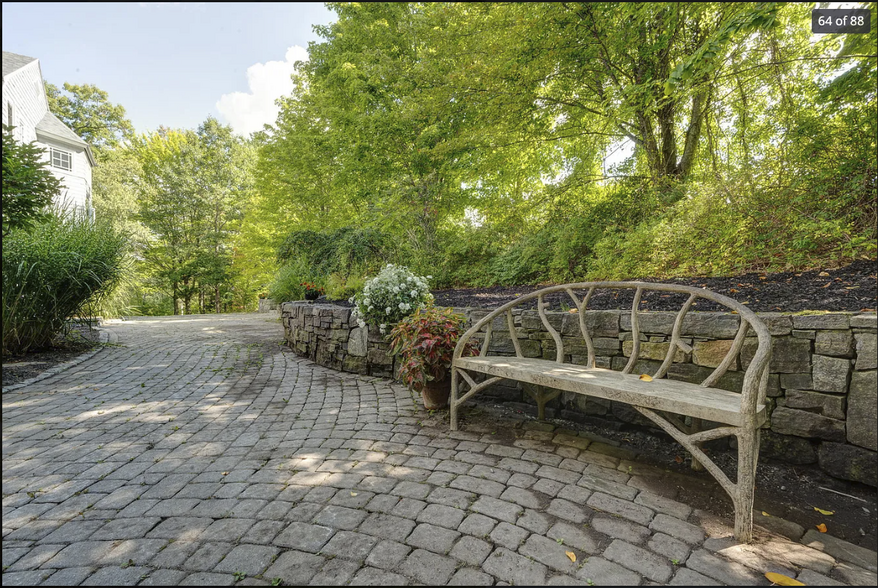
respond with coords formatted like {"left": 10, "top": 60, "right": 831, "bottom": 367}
{"left": 450, "top": 282, "right": 772, "bottom": 542}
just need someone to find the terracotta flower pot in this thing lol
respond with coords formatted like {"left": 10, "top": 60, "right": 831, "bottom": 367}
{"left": 421, "top": 377, "right": 451, "bottom": 410}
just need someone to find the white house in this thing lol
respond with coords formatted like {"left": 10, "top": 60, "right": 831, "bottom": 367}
{"left": 2, "top": 51, "right": 95, "bottom": 218}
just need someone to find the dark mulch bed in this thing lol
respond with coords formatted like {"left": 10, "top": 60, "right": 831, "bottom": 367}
{"left": 1, "top": 323, "right": 102, "bottom": 388}
{"left": 427, "top": 259, "right": 877, "bottom": 313}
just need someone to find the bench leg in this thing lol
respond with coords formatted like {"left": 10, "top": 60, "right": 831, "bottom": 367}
{"left": 522, "top": 384, "right": 561, "bottom": 421}
{"left": 733, "top": 427, "right": 760, "bottom": 543}
{"left": 690, "top": 418, "right": 705, "bottom": 472}
{"left": 450, "top": 368, "right": 459, "bottom": 431}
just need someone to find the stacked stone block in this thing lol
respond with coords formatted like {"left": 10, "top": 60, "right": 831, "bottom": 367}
{"left": 281, "top": 302, "right": 876, "bottom": 486}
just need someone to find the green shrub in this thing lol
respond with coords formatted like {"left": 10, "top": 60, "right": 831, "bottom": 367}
{"left": 433, "top": 226, "right": 507, "bottom": 287}
{"left": 267, "top": 258, "right": 313, "bottom": 303}
{"left": 324, "top": 272, "right": 366, "bottom": 301}
{"left": 277, "top": 227, "right": 389, "bottom": 279}
{"left": 2, "top": 211, "right": 127, "bottom": 355}
{"left": 2, "top": 124, "right": 63, "bottom": 236}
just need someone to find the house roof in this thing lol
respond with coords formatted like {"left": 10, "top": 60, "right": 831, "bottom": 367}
{"left": 2, "top": 51, "right": 37, "bottom": 79}
{"left": 36, "top": 111, "right": 97, "bottom": 167}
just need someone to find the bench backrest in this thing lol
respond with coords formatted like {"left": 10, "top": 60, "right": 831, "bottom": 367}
{"left": 453, "top": 282, "right": 773, "bottom": 414}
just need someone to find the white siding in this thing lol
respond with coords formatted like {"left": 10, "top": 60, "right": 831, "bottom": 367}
{"left": 2, "top": 62, "right": 47, "bottom": 143}
{"left": 38, "top": 139, "right": 92, "bottom": 213}
{"left": 3, "top": 58, "right": 93, "bottom": 217}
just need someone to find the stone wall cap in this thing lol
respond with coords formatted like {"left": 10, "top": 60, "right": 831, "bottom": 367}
{"left": 851, "top": 313, "right": 877, "bottom": 328}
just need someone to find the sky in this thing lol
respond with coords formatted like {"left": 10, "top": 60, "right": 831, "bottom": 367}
{"left": 1, "top": 2, "right": 336, "bottom": 136}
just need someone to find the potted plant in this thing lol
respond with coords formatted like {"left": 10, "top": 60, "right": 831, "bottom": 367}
{"left": 350, "top": 264, "right": 433, "bottom": 335}
{"left": 301, "top": 282, "right": 324, "bottom": 301}
{"left": 388, "top": 306, "right": 479, "bottom": 409}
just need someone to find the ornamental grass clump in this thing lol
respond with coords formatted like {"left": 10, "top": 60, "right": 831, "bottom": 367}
{"left": 2, "top": 211, "right": 127, "bottom": 355}
{"left": 351, "top": 264, "right": 433, "bottom": 333}
{"left": 389, "top": 306, "right": 479, "bottom": 393}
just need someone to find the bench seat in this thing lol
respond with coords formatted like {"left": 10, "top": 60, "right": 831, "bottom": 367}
{"left": 455, "top": 356, "right": 767, "bottom": 428}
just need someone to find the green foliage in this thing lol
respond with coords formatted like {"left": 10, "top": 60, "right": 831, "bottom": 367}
{"left": 47, "top": 2, "right": 868, "bottom": 311}
{"left": 277, "top": 227, "right": 389, "bottom": 277}
{"left": 268, "top": 226, "right": 390, "bottom": 303}
{"left": 2, "top": 124, "right": 62, "bottom": 236}
{"left": 132, "top": 117, "right": 256, "bottom": 314}
{"left": 2, "top": 212, "right": 127, "bottom": 354}
{"left": 324, "top": 272, "right": 366, "bottom": 301}
{"left": 248, "top": 2, "right": 875, "bottom": 284}
{"left": 267, "top": 258, "right": 313, "bottom": 304}
{"left": 351, "top": 264, "right": 433, "bottom": 332}
{"left": 388, "top": 306, "right": 478, "bottom": 392}
{"left": 432, "top": 226, "right": 508, "bottom": 287}
{"left": 45, "top": 82, "right": 134, "bottom": 152}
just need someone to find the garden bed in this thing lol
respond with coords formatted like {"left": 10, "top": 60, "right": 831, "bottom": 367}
{"left": 321, "top": 259, "right": 876, "bottom": 312}
{"left": 426, "top": 259, "right": 877, "bottom": 313}
{"left": 1, "top": 322, "right": 102, "bottom": 388}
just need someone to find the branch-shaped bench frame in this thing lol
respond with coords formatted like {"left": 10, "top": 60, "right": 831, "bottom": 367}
{"left": 450, "top": 282, "right": 772, "bottom": 543}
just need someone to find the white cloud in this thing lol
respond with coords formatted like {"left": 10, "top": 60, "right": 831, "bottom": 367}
{"left": 217, "top": 46, "right": 307, "bottom": 137}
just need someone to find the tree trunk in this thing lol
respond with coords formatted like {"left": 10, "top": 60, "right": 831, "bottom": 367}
{"left": 183, "top": 278, "right": 191, "bottom": 315}
{"left": 658, "top": 99, "right": 677, "bottom": 176}
{"left": 677, "top": 89, "right": 708, "bottom": 179}
{"left": 172, "top": 282, "right": 179, "bottom": 315}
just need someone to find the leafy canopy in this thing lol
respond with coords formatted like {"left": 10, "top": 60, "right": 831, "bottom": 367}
{"left": 45, "top": 82, "right": 134, "bottom": 153}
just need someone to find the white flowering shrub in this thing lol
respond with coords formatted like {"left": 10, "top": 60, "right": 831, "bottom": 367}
{"left": 350, "top": 264, "right": 433, "bottom": 334}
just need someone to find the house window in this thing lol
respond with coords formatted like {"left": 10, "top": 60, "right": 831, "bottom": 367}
{"left": 50, "top": 147, "right": 72, "bottom": 171}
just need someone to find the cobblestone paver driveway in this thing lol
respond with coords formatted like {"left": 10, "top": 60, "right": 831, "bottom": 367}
{"left": 3, "top": 314, "right": 876, "bottom": 585}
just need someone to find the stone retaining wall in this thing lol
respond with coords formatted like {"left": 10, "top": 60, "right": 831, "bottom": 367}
{"left": 258, "top": 298, "right": 279, "bottom": 313}
{"left": 281, "top": 301, "right": 877, "bottom": 486}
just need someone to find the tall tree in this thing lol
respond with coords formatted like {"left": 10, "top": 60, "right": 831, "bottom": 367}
{"left": 45, "top": 82, "right": 135, "bottom": 153}
{"left": 133, "top": 119, "right": 255, "bottom": 314}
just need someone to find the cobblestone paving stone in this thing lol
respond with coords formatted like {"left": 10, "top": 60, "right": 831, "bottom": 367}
{"left": 3, "top": 314, "right": 876, "bottom": 586}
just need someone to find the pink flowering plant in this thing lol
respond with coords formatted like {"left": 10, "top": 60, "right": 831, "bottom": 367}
{"left": 388, "top": 306, "right": 479, "bottom": 393}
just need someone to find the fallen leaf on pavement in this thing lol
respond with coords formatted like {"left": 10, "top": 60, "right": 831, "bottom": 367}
{"left": 639, "top": 374, "right": 653, "bottom": 382}
{"left": 566, "top": 551, "right": 576, "bottom": 563}
{"left": 813, "top": 507, "right": 834, "bottom": 515}
{"left": 765, "top": 572, "right": 805, "bottom": 586}
{"left": 816, "top": 523, "right": 828, "bottom": 533}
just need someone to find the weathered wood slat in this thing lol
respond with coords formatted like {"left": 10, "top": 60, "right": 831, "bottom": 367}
{"left": 455, "top": 356, "right": 766, "bottom": 428}
{"left": 703, "top": 321, "right": 750, "bottom": 388}
{"left": 538, "top": 294, "right": 564, "bottom": 363}
{"left": 654, "top": 293, "right": 698, "bottom": 380}
{"left": 506, "top": 309, "right": 522, "bottom": 358}
{"left": 456, "top": 376, "right": 505, "bottom": 405}
{"left": 567, "top": 287, "right": 596, "bottom": 368}
{"left": 623, "top": 287, "right": 643, "bottom": 374}
{"left": 634, "top": 406, "right": 737, "bottom": 497}
{"left": 480, "top": 323, "right": 492, "bottom": 357}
